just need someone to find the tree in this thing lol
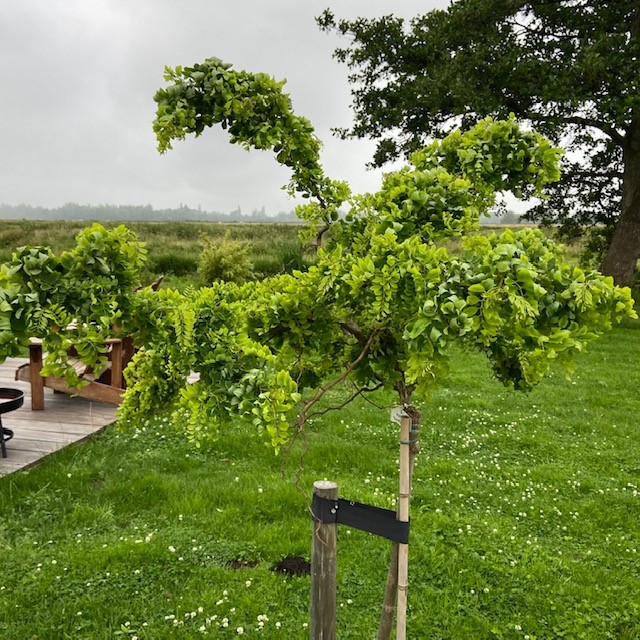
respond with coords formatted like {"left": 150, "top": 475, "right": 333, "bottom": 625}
{"left": 145, "top": 57, "right": 635, "bottom": 638}
{"left": 317, "top": 1, "right": 640, "bottom": 287}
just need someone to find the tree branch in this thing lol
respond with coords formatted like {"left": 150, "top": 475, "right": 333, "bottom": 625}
{"left": 339, "top": 320, "right": 368, "bottom": 344}
{"left": 308, "top": 382, "right": 384, "bottom": 420}
{"left": 314, "top": 224, "right": 330, "bottom": 250}
{"left": 525, "top": 112, "right": 626, "bottom": 146}
{"left": 297, "top": 327, "right": 382, "bottom": 427}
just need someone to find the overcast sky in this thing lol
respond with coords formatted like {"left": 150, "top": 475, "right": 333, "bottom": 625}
{"left": 0, "top": 0, "right": 450, "bottom": 215}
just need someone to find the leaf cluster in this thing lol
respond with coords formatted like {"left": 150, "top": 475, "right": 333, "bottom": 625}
{"left": 153, "top": 57, "right": 350, "bottom": 244}
{"left": 0, "top": 224, "right": 145, "bottom": 386}
{"left": 198, "top": 231, "right": 253, "bottom": 285}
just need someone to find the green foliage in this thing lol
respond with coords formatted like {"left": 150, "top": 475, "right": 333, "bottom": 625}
{"left": 0, "top": 224, "right": 145, "bottom": 385}
{"left": 153, "top": 56, "right": 350, "bottom": 241}
{"left": 318, "top": 2, "right": 640, "bottom": 285}
{"left": 414, "top": 116, "right": 563, "bottom": 200}
{"left": 119, "top": 282, "right": 302, "bottom": 450}
{"left": 458, "top": 228, "right": 635, "bottom": 389}
{"left": 198, "top": 232, "right": 253, "bottom": 284}
{"left": 147, "top": 63, "right": 637, "bottom": 451}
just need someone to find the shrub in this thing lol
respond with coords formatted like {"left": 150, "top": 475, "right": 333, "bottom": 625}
{"left": 150, "top": 252, "right": 198, "bottom": 276}
{"left": 198, "top": 233, "right": 253, "bottom": 284}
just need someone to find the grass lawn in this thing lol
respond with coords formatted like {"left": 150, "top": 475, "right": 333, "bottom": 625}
{"left": 0, "top": 317, "right": 638, "bottom": 639}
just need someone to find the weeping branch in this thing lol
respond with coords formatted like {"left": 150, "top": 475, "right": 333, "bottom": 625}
{"left": 297, "top": 327, "right": 382, "bottom": 428}
{"left": 308, "top": 382, "right": 384, "bottom": 420}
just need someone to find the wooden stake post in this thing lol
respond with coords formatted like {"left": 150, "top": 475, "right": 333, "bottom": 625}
{"left": 310, "top": 480, "right": 338, "bottom": 640}
{"left": 396, "top": 413, "right": 411, "bottom": 640}
{"left": 309, "top": 415, "right": 413, "bottom": 639}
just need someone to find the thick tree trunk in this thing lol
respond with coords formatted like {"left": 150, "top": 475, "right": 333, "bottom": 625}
{"left": 601, "top": 119, "right": 640, "bottom": 288}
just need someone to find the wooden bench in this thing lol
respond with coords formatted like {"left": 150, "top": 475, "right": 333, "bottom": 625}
{"left": 15, "top": 337, "right": 129, "bottom": 410}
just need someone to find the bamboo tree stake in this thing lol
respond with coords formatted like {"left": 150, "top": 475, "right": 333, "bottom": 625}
{"left": 396, "top": 413, "right": 411, "bottom": 640}
{"left": 377, "top": 407, "right": 420, "bottom": 640}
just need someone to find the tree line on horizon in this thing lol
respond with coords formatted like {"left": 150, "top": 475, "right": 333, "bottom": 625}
{"left": 0, "top": 202, "right": 300, "bottom": 223}
{"left": 0, "top": 201, "right": 525, "bottom": 226}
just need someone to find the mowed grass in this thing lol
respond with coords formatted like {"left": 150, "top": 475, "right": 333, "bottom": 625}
{"left": 0, "top": 320, "right": 638, "bottom": 639}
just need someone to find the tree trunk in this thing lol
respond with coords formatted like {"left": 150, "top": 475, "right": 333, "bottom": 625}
{"left": 376, "top": 404, "right": 421, "bottom": 640}
{"left": 376, "top": 544, "right": 399, "bottom": 640}
{"left": 601, "top": 119, "right": 640, "bottom": 288}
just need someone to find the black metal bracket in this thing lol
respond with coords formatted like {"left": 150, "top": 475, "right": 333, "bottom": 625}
{"left": 312, "top": 494, "right": 409, "bottom": 544}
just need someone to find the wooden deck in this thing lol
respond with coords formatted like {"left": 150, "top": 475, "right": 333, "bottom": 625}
{"left": 0, "top": 358, "right": 117, "bottom": 477}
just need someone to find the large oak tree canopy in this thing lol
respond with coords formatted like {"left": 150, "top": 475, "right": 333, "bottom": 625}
{"left": 318, "top": 1, "right": 640, "bottom": 287}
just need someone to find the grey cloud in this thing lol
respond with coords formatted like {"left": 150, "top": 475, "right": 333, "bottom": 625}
{"left": 0, "top": 0, "right": 448, "bottom": 214}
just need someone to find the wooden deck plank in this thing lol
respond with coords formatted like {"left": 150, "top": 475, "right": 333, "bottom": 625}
{"left": 8, "top": 424, "right": 102, "bottom": 439}
{"left": 1, "top": 358, "right": 117, "bottom": 477}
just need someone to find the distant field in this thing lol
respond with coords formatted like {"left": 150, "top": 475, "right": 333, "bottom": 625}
{"left": 0, "top": 220, "right": 309, "bottom": 290}
{"left": 0, "top": 219, "right": 586, "bottom": 291}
